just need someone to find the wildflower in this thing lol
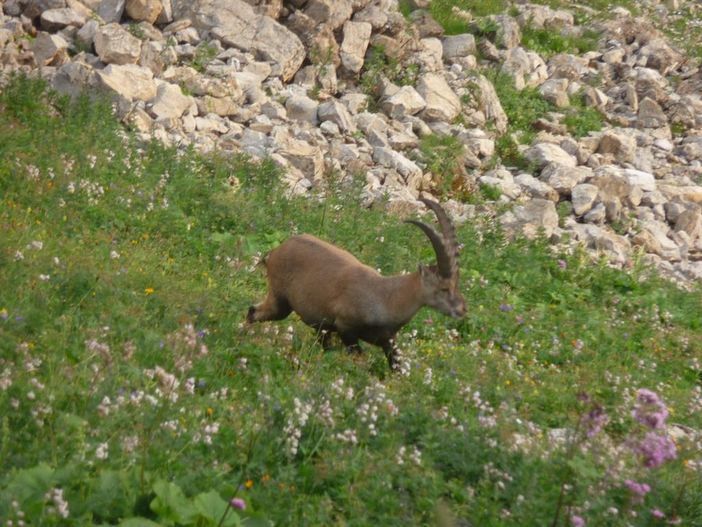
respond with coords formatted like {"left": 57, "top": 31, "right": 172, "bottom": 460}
{"left": 95, "top": 442, "right": 109, "bottom": 460}
{"left": 624, "top": 479, "right": 651, "bottom": 501}
{"left": 581, "top": 404, "right": 608, "bottom": 438}
{"left": 110, "top": 250, "right": 120, "bottom": 259}
{"left": 637, "top": 431, "right": 677, "bottom": 468}
{"left": 44, "top": 488, "right": 69, "bottom": 518}
{"left": 499, "top": 303, "right": 514, "bottom": 312}
{"left": 38, "top": 274, "right": 50, "bottom": 281}
{"left": 245, "top": 479, "right": 254, "bottom": 489}
{"left": 633, "top": 388, "right": 669, "bottom": 430}
{"left": 0, "top": 308, "right": 8, "bottom": 321}
{"left": 571, "top": 515, "right": 585, "bottom": 527}
{"left": 651, "top": 509, "right": 665, "bottom": 519}
{"left": 557, "top": 259, "right": 567, "bottom": 269}
{"left": 230, "top": 497, "right": 246, "bottom": 510}
{"left": 144, "top": 287, "right": 155, "bottom": 295}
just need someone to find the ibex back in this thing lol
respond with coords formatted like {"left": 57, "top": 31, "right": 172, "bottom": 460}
{"left": 246, "top": 198, "right": 465, "bottom": 370}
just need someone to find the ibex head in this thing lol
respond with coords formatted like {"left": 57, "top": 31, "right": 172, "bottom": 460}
{"left": 407, "top": 198, "right": 466, "bottom": 319}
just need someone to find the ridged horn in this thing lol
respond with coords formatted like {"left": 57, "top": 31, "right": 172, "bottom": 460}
{"left": 418, "top": 197, "right": 459, "bottom": 281}
{"left": 405, "top": 220, "right": 453, "bottom": 278}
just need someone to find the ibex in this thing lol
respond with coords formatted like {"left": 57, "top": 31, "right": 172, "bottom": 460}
{"left": 246, "top": 198, "right": 465, "bottom": 369}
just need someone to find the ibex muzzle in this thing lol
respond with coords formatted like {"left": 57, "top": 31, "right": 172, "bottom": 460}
{"left": 246, "top": 198, "right": 465, "bottom": 370}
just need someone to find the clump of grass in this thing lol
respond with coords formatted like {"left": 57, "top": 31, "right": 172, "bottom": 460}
{"left": 418, "top": 133, "right": 467, "bottom": 196}
{"left": 522, "top": 26, "right": 600, "bottom": 57}
{"left": 426, "top": 0, "right": 509, "bottom": 34}
{"left": 489, "top": 70, "right": 554, "bottom": 144}
{"left": 359, "top": 45, "right": 420, "bottom": 111}
{"left": 191, "top": 42, "right": 219, "bottom": 73}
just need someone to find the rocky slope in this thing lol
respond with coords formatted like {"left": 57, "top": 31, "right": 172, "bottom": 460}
{"left": 2, "top": 0, "right": 702, "bottom": 285}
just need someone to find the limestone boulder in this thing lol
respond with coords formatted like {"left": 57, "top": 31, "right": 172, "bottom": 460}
{"left": 318, "top": 100, "right": 356, "bottom": 133}
{"left": 340, "top": 21, "right": 372, "bottom": 74}
{"left": 126, "top": 0, "right": 163, "bottom": 23}
{"left": 416, "top": 73, "right": 461, "bottom": 122}
{"left": 96, "top": 63, "right": 157, "bottom": 102}
{"left": 39, "top": 8, "right": 86, "bottom": 31}
{"left": 500, "top": 199, "right": 559, "bottom": 239}
{"left": 149, "top": 81, "right": 193, "bottom": 119}
{"left": 441, "top": 34, "right": 476, "bottom": 60}
{"left": 381, "top": 86, "right": 425, "bottom": 120}
{"left": 173, "top": 0, "right": 304, "bottom": 81}
{"left": 526, "top": 143, "right": 576, "bottom": 169}
{"left": 32, "top": 32, "right": 69, "bottom": 66}
{"left": 94, "top": 23, "right": 142, "bottom": 65}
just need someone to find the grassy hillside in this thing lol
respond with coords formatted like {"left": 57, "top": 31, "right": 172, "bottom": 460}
{"left": 1, "top": 76, "right": 701, "bottom": 526}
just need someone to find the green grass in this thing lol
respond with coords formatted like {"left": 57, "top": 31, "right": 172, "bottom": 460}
{"left": 522, "top": 26, "right": 600, "bottom": 57}
{"left": 1, "top": 76, "right": 702, "bottom": 526}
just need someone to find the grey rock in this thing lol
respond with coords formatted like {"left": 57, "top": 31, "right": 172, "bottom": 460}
{"left": 500, "top": 199, "right": 559, "bottom": 239}
{"left": 633, "top": 220, "right": 682, "bottom": 261}
{"left": 31, "top": 32, "right": 69, "bottom": 66}
{"left": 583, "top": 202, "right": 606, "bottom": 224}
{"left": 471, "top": 74, "right": 508, "bottom": 134}
{"left": 94, "top": 23, "right": 142, "bottom": 65}
{"left": 125, "top": 0, "right": 162, "bottom": 23}
{"left": 173, "top": 0, "right": 304, "bottom": 81}
{"left": 597, "top": 131, "right": 636, "bottom": 164}
{"left": 381, "top": 85, "right": 425, "bottom": 120}
{"left": 96, "top": 63, "right": 157, "bottom": 101}
{"left": 637, "top": 97, "right": 668, "bottom": 128}
{"left": 372, "top": 147, "right": 422, "bottom": 179}
{"left": 304, "top": 0, "right": 353, "bottom": 30}
{"left": 514, "top": 173, "right": 559, "bottom": 201}
{"left": 318, "top": 100, "right": 356, "bottom": 133}
{"left": 442, "top": 33, "right": 476, "bottom": 60}
{"left": 97, "top": 0, "right": 126, "bottom": 23}
{"left": 569, "top": 223, "right": 631, "bottom": 265}
{"left": 540, "top": 163, "right": 591, "bottom": 196}
{"left": 340, "top": 21, "right": 371, "bottom": 74}
{"left": 571, "top": 183, "right": 599, "bottom": 216}
{"left": 40, "top": 7, "right": 85, "bottom": 31}
{"left": 149, "top": 81, "right": 193, "bottom": 119}
{"left": 539, "top": 78, "right": 569, "bottom": 108}
{"left": 285, "top": 94, "right": 319, "bottom": 125}
{"left": 526, "top": 143, "right": 577, "bottom": 169}
{"left": 416, "top": 73, "right": 461, "bottom": 122}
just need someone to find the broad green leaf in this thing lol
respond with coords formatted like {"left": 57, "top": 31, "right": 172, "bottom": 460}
{"left": 193, "top": 490, "right": 240, "bottom": 527}
{"left": 150, "top": 480, "right": 196, "bottom": 525}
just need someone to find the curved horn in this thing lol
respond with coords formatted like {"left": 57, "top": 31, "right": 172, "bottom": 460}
{"left": 405, "top": 220, "right": 452, "bottom": 278}
{"left": 418, "top": 197, "right": 459, "bottom": 280}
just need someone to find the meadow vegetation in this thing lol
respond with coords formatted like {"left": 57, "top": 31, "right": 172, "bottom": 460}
{"left": 1, "top": 75, "right": 701, "bottom": 526}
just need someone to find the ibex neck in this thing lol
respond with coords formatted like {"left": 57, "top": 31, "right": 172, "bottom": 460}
{"left": 378, "top": 272, "right": 424, "bottom": 326}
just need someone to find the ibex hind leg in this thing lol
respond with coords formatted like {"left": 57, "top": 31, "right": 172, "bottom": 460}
{"left": 339, "top": 332, "right": 362, "bottom": 354}
{"left": 246, "top": 294, "right": 292, "bottom": 323}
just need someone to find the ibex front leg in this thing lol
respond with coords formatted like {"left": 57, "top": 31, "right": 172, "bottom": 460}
{"left": 380, "top": 338, "right": 400, "bottom": 371}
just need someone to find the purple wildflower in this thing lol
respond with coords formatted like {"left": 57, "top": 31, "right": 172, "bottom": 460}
{"left": 650, "top": 509, "right": 665, "bottom": 519}
{"left": 557, "top": 259, "right": 567, "bottom": 269}
{"left": 637, "top": 431, "right": 677, "bottom": 468}
{"left": 632, "top": 389, "right": 669, "bottom": 430}
{"left": 499, "top": 303, "right": 514, "bottom": 312}
{"left": 582, "top": 404, "right": 609, "bottom": 438}
{"left": 624, "top": 479, "right": 651, "bottom": 498}
{"left": 571, "top": 515, "right": 585, "bottom": 527}
{"left": 230, "top": 497, "right": 246, "bottom": 510}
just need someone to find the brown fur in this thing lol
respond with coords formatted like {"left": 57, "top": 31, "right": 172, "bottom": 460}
{"left": 247, "top": 200, "right": 465, "bottom": 369}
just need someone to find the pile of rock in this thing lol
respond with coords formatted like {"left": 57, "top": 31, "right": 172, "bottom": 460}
{"left": 2, "top": 0, "right": 702, "bottom": 284}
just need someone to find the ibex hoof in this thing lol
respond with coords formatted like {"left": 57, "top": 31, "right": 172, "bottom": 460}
{"left": 246, "top": 306, "right": 256, "bottom": 324}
